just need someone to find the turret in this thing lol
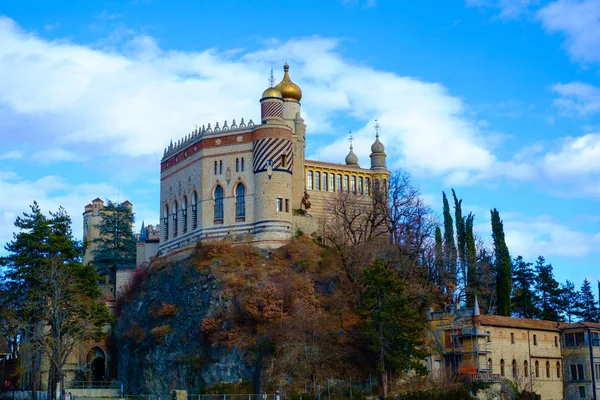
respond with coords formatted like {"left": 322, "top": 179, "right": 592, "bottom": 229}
{"left": 260, "top": 69, "right": 284, "bottom": 124}
{"left": 345, "top": 139, "right": 359, "bottom": 167}
{"left": 369, "top": 121, "right": 387, "bottom": 171}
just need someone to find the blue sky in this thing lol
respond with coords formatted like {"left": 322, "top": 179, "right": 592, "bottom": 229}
{"left": 0, "top": 0, "right": 599, "bottom": 288}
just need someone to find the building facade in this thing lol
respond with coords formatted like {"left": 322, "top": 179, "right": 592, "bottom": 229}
{"left": 561, "top": 322, "right": 600, "bottom": 400}
{"left": 159, "top": 63, "right": 389, "bottom": 254}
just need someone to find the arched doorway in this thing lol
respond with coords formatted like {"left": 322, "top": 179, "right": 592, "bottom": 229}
{"left": 87, "top": 347, "right": 106, "bottom": 383}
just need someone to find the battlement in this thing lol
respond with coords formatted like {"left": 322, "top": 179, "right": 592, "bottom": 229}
{"left": 163, "top": 118, "right": 256, "bottom": 159}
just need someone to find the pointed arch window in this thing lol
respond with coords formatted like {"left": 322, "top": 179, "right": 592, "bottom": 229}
{"left": 173, "top": 200, "right": 179, "bottom": 238}
{"left": 546, "top": 361, "right": 550, "bottom": 378}
{"left": 163, "top": 204, "right": 169, "bottom": 240}
{"left": 535, "top": 360, "right": 540, "bottom": 378}
{"left": 219, "top": 160, "right": 223, "bottom": 175}
{"left": 236, "top": 158, "right": 239, "bottom": 172}
{"left": 235, "top": 183, "right": 246, "bottom": 222}
{"left": 214, "top": 186, "right": 224, "bottom": 224}
{"left": 524, "top": 360, "right": 529, "bottom": 377}
{"left": 500, "top": 359, "right": 505, "bottom": 377}
{"left": 191, "top": 191, "right": 198, "bottom": 230}
{"left": 241, "top": 157, "right": 245, "bottom": 172}
{"left": 182, "top": 196, "right": 188, "bottom": 234}
{"left": 512, "top": 359, "right": 517, "bottom": 378}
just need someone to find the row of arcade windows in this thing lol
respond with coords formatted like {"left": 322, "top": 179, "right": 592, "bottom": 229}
{"left": 306, "top": 171, "right": 379, "bottom": 196}
{"left": 497, "top": 359, "right": 561, "bottom": 379}
{"left": 163, "top": 183, "right": 246, "bottom": 239}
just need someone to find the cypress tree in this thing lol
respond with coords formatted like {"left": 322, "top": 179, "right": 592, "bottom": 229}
{"left": 534, "top": 256, "right": 561, "bottom": 321}
{"left": 511, "top": 256, "right": 539, "bottom": 319}
{"left": 465, "top": 213, "right": 478, "bottom": 307}
{"left": 442, "top": 192, "right": 457, "bottom": 293}
{"left": 491, "top": 208, "right": 511, "bottom": 316}
{"left": 435, "top": 226, "right": 444, "bottom": 290}
{"left": 576, "top": 279, "right": 599, "bottom": 322}
{"left": 452, "top": 189, "right": 467, "bottom": 290}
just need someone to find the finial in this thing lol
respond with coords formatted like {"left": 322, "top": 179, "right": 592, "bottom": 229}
{"left": 284, "top": 62, "right": 289, "bottom": 72}
{"left": 269, "top": 67, "right": 275, "bottom": 87}
{"left": 374, "top": 119, "right": 380, "bottom": 138}
{"left": 349, "top": 132, "right": 354, "bottom": 150}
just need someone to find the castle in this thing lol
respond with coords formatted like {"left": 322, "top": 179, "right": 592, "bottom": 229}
{"left": 158, "top": 63, "right": 389, "bottom": 254}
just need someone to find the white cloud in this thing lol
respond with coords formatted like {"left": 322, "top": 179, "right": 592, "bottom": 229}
{"left": 537, "top": 0, "right": 600, "bottom": 64}
{"left": 0, "top": 150, "right": 23, "bottom": 160}
{"left": 543, "top": 133, "right": 600, "bottom": 175}
{"left": 31, "top": 148, "right": 85, "bottom": 164}
{"left": 552, "top": 81, "right": 600, "bottom": 115}
{"left": 475, "top": 214, "right": 600, "bottom": 258}
{"left": 466, "top": 0, "right": 538, "bottom": 18}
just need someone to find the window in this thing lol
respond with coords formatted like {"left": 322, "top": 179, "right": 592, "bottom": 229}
{"left": 285, "top": 199, "right": 289, "bottom": 213}
{"left": 365, "top": 178, "right": 371, "bottom": 195}
{"left": 192, "top": 191, "right": 198, "bottom": 230}
{"left": 524, "top": 361, "right": 528, "bottom": 377}
{"left": 219, "top": 160, "right": 223, "bottom": 175}
{"left": 557, "top": 362, "right": 561, "bottom": 379}
{"left": 535, "top": 360, "right": 539, "bottom": 378}
{"left": 488, "top": 358, "right": 493, "bottom": 373}
{"left": 173, "top": 201, "right": 179, "bottom": 237}
{"left": 571, "top": 364, "right": 585, "bottom": 381}
{"left": 276, "top": 198, "right": 283, "bottom": 212}
{"left": 579, "top": 386, "right": 586, "bottom": 398}
{"left": 337, "top": 174, "right": 342, "bottom": 192}
{"left": 512, "top": 360, "right": 517, "bottom": 378}
{"left": 182, "top": 196, "right": 188, "bottom": 234}
{"left": 214, "top": 186, "right": 224, "bottom": 223}
{"left": 500, "top": 359, "right": 505, "bottom": 377}
{"left": 571, "top": 364, "right": 577, "bottom": 381}
{"left": 343, "top": 175, "right": 349, "bottom": 192}
{"left": 315, "top": 172, "right": 320, "bottom": 190}
{"left": 374, "top": 179, "right": 380, "bottom": 192}
{"left": 546, "top": 361, "right": 550, "bottom": 378}
{"left": 351, "top": 176, "right": 356, "bottom": 193}
{"left": 486, "top": 331, "right": 491, "bottom": 342}
{"left": 592, "top": 332, "right": 600, "bottom": 346}
{"left": 555, "top": 336, "right": 558, "bottom": 347}
{"left": 281, "top": 154, "right": 287, "bottom": 167}
{"left": 214, "top": 161, "right": 218, "bottom": 175}
{"left": 235, "top": 184, "right": 245, "bottom": 221}
{"left": 322, "top": 172, "right": 327, "bottom": 191}
{"left": 241, "top": 157, "right": 245, "bottom": 172}
{"left": 329, "top": 173, "right": 334, "bottom": 192}
{"left": 533, "top": 334, "right": 537, "bottom": 346}
{"left": 307, "top": 171, "right": 313, "bottom": 190}
{"left": 358, "top": 177, "right": 363, "bottom": 194}
{"left": 578, "top": 364, "right": 585, "bottom": 380}
{"left": 163, "top": 204, "right": 169, "bottom": 239}
{"left": 596, "top": 363, "right": 600, "bottom": 380}
{"left": 236, "top": 158, "right": 239, "bottom": 172}
{"left": 511, "top": 332, "right": 515, "bottom": 344}
{"left": 565, "top": 332, "right": 585, "bottom": 347}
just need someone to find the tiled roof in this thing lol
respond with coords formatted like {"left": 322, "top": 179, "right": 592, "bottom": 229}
{"left": 92, "top": 198, "right": 103, "bottom": 202}
{"left": 0, "top": 336, "right": 9, "bottom": 355}
{"left": 560, "top": 321, "right": 600, "bottom": 330}
{"left": 479, "top": 315, "right": 561, "bottom": 332}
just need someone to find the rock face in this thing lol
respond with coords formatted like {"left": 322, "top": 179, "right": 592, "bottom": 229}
{"left": 113, "top": 257, "right": 253, "bottom": 394}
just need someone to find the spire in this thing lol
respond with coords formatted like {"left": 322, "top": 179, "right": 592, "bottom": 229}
{"left": 473, "top": 296, "right": 480, "bottom": 316}
{"left": 139, "top": 220, "right": 147, "bottom": 242}
{"left": 269, "top": 67, "right": 275, "bottom": 87}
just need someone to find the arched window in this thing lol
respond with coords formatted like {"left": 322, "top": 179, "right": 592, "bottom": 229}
{"left": 535, "top": 360, "right": 540, "bottom": 378}
{"left": 374, "top": 179, "right": 380, "bottom": 192}
{"left": 163, "top": 204, "right": 169, "bottom": 240}
{"left": 191, "top": 191, "right": 198, "bottom": 230}
{"left": 501, "top": 359, "right": 505, "bottom": 377}
{"left": 343, "top": 175, "right": 349, "bottom": 192}
{"left": 307, "top": 171, "right": 313, "bottom": 190}
{"left": 235, "top": 183, "right": 246, "bottom": 221}
{"left": 214, "top": 161, "right": 218, "bottom": 175}
{"left": 219, "top": 160, "right": 223, "bottom": 175}
{"left": 488, "top": 358, "right": 493, "bottom": 373}
{"left": 329, "top": 174, "right": 334, "bottom": 192}
{"left": 337, "top": 174, "right": 342, "bottom": 192}
{"left": 173, "top": 200, "right": 179, "bottom": 237}
{"left": 241, "top": 157, "right": 245, "bottom": 172}
{"left": 315, "top": 172, "right": 320, "bottom": 190}
{"left": 322, "top": 172, "right": 328, "bottom": 191}
{"left": 214, "top": 186, "right": 224, "bottom": 223}
{"left": 524, "top": 360, "right": 529, "bottom": 377}
{"left": 557, "top": 362, "right": 561, "bottom": 378}
{"left": 351, "top": 176, "right": 356, "bottom": 193}
{"left": 512, "top": 359, "right": 517, "bottom": 378}
{"left": 358, "top": 177, "right": 363, "bottom": 194}
{"left": 236, "top": 158, "right": 239, "bottom": 172}
{"left": 546, "top": 361, "right": 550, "bottom": 378}
{"left": 365, "top": 178, "right": 371, "bottom": 195}
{"left": 182, "top": 196, "right": 188, "bottom": 234}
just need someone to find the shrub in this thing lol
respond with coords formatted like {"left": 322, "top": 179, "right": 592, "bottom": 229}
{"left": 150, "top": 302, "right": 178, "bottom": 318}
{"left": 150, "top": 325, "right": 172, "bottom": 343}
{"left": 123, "top": 323, "right": 146, "bottom": 344}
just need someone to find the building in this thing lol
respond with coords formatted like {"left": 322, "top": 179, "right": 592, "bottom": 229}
{"left": 159, "top": 63, "right": 389, "bottom": 254}
{"left": 561, "top": 322, "right": 600, "bottom": 400}
{"left": 429, "top": 301, "right": 564, "bottom": 400}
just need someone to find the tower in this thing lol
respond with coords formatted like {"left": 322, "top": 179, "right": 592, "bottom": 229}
{"left": 369, "top": 120, "right": 389, "bottom": 192}
{"left": 345, "top": 135, "right": 359, "bottom": 167}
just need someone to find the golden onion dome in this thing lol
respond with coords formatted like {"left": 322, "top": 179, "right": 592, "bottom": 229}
{"left": 275, "top": 62, "right": 302, "bottom": 101}
{"left": 262, "top": 87, "right": 283, "bottom": 99}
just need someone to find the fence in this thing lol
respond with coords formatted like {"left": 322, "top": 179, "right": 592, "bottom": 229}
{"left": 66, "top": 382, "right": 121, "bottom": 390}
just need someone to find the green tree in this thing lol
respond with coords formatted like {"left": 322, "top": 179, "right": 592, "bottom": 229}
{"left": 452, "top": 189, "right": 467, "bottom": 292}
{"left": 511, "top": 256, "right": 539, "bottom": 319}
{"left": 491, "top": 208, "right": 511, "bottom": 316}
{"left": 534, "top": 256, "right": 562, "bottom": 321}
{"left": 560, "top": 280, "right": 579, "bottom": 323}
{"left": 0, "top": 203, "right": 112, "bottom": 400}
{"left": 434, "top": 226, "right": 444, "bottom": 289}
{"left": 442, "top": 192, "right": 457, "bottom": 294}
{"left": 360, "top": 258, "right": 428, "bottom": 399}
{"left": 576, "top": 279, "right": 599, "bottom": 322}
{"left": 465, "top": 212, "right": 478, "bottom": 307}
{"left": 92, "top": 199, "right": 136, "bottom": 275}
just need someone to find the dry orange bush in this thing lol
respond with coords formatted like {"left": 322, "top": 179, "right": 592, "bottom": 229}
{"left": 124, "top": 323, "right": 146, "bottom": 344}
{"left": 150, "top": 325, "right": 172, "bottom": 343}
{"left": 150, "top": 302, "right": 178, "bottom": 318}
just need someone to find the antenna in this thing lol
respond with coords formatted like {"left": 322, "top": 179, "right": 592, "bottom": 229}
{"left": 269, "top": 67, "right": 275, "bottom": 87}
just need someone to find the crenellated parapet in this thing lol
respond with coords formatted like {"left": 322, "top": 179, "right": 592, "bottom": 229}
{"left": 163, "top": 118, "right": 256, "bottom": 159}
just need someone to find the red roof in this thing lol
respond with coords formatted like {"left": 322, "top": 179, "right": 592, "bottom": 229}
{"left": 123, "top": 200, "right": 132, "bottom": 205}
{"left": 92, "top": 198, "right": 103, "bottom": 202}
{"left": 480, "top": 315, "right": 561, "bottom": 332}
{"left": 560, "top": 321, "right": 600, "bottom": 330}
